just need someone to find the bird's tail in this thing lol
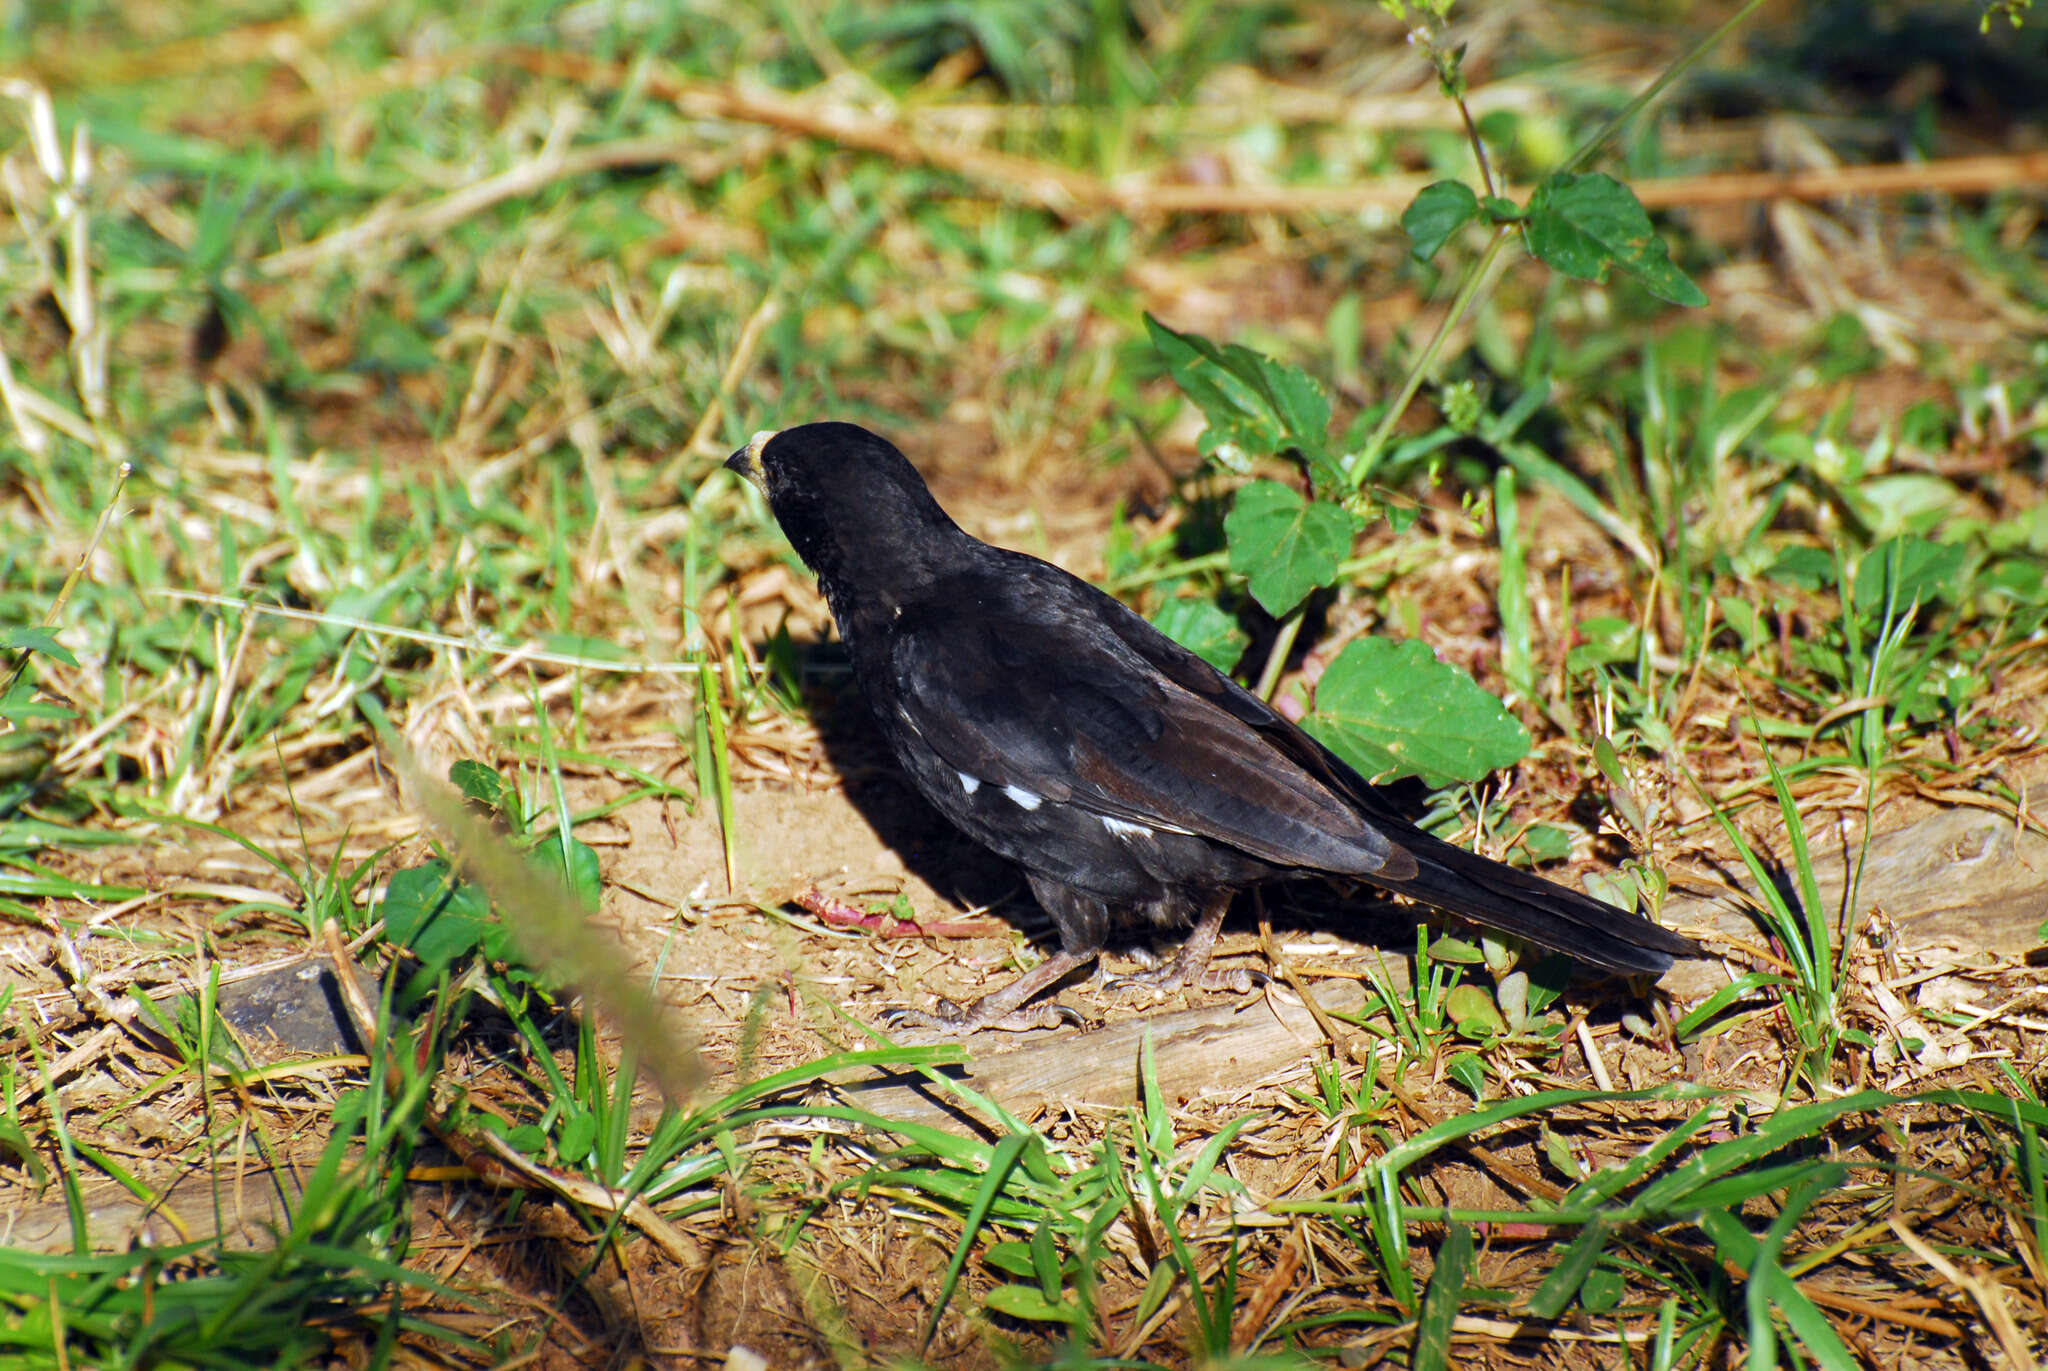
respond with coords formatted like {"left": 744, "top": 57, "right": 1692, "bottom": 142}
{"left": 1372, "top": 824, "right": 1699, "bottom": 975}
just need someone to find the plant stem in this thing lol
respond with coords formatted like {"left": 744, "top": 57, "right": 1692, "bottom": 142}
{"left": 1256, "top": 607, "right": 1307, "bottom": 701}
{"left": 1356, "top": 0, "right": 1770, "bottom": 480}
{"left": 1356, "top": 224, "right": 1515, "bottom": 479}
{"left": 1561, "top": 0, "right": 1774, "bottom": 177}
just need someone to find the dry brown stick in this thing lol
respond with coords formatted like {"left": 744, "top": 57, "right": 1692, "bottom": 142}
{"left": 504, "top": 47, "right": 1109, "bottom": 214}
{"left": 675, "top": 286, "right": 781, "bottom": 467}
{"left": 212, "top": 43, "right": 2048, "bottom": 287}
{"left": 458, "top": 1127, "right": 707, "bottom": 1269}
{"left": 1791, "top": 1283, "right": 1965, "bottom": 1342}
{"left": 1629, "top": 153, "right": 2048, "bottom": 208}
{"left": 509, "top": 49, "right": 2048, "bottom": 218}
{"left": 1127, "top": 153, "right": 2048, "bottom": 215}
{"left": 25, "top": 17, "right": 1522, "bottom": 140}
{"left": 1233, "top": 1224, "right": 1307, "bottom": 1354}
{"left": 1256, "top": 913, "right": 1350, "bottom": 1053}
{"left": 317, "top": 922, "right": 708, "bottom": 1268}
{"left": 20, "top": 15, "right": 345, "bottom": 87}
{"left": 1890, "top": 1219, "right": 2034, "bottom": 1358}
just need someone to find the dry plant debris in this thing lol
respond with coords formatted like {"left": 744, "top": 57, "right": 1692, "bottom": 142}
{"left": 1, "top": 2, "right": 2046, "bottom": 1366}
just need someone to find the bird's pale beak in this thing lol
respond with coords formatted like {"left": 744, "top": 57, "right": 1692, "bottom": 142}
{"left": 725, "top": 430, "right": 778, "bottom": 491}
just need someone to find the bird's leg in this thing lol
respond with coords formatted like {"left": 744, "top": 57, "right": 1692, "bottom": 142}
{"left": 884, "top": 947, "right": 1096, "bottom": 1035}
{"left": 1110, "top": 892, "right": 1258, "bottom": 996}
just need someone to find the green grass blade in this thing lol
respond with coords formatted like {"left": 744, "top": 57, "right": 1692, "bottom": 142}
{"left": 1524, "top": 1218, "right": 1611, "bottom": 1320}
{"left": 1412, "top": 1221, "right": 1473, "bottom": 1370}
{"left": 1695, "top": 1205, "right": 1859, "bottom": 1371}
{"left": 921, "top": 1130, "right": 1033, "bottom": 1352}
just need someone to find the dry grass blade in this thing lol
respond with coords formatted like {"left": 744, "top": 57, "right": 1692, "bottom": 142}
{"left": 674, "top": 287, "right": 782, "bottom": 476}
{"left": 1889, "top": 1219, "right": 2038, "bottom": 1365}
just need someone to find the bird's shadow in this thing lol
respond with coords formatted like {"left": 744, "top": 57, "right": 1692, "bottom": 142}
{"left": 785, "top": 638, "right": 1026, "bottom": 920}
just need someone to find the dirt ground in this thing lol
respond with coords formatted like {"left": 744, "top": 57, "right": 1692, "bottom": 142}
{"left": 9, "top": 228, "right": 2048, "bottom": 1362}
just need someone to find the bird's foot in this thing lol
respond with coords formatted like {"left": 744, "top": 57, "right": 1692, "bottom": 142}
{"left": 879, "top": 948, "right": 1097, "bottom": 1035}
{"left": 880, "top": 998, "right": 1088, "bottom": 1037}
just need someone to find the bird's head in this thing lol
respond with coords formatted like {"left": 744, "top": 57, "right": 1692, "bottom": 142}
{"left": 727, "top": 422, "right": 968, "bottom": 618}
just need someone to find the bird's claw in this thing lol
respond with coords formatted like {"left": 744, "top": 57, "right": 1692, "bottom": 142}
{"left": 1205, "top": 964, "right": 1270, "bottom": 994}
{"left": 880, "top": 999, "right": 1087, "bottom": 1036}
{"left": 1106, "top": 960, "right": 1265, "bottom": 999}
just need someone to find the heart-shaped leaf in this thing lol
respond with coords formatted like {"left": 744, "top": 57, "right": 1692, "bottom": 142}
{"left": 1403, "top": 180, "right": 1481, "bottom": 262}
{"left": 1304, "top": 637, "right": 1530, "bottom": 786}
{"left": 1525, "top": 172, "right": 1706, "bottom": 307}
{"left": 1223, "top": 480, "right": 1355, "bottom": 617}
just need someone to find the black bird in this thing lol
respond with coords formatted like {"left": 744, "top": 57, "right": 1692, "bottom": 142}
{"left": 727, "top": 422, "right": 1701, "bottom": 1031}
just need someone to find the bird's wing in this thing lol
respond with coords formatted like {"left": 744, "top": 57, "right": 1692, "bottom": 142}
{"left": 881, "top": 573, "right": 1408, "bottom": 878}
{"left": 1087, "top": 579, "right": 1698, "bottom": 972}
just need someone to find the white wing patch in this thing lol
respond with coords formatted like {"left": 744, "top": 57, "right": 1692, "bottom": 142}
{"left": 1003, "top": 784, "right": 1043, "bottom": 811}
{"left": 957, "top": 772, "right": 981, "bottom": 795}
{"left": 1101, "top": 815, "right": 1153, "bottom": 840}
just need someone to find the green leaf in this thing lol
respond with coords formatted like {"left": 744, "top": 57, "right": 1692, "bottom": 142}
{"left": 1695, "top": 1206, "right": 1861, "bottom": 1371}
{"left": 1854, "top": 473, "right": 1960, "bottom": 537}
{"left": 0, "top": 694, "right": 75, "bottom": 724}
{"left": 497, "top": 1121, "right": 547, "bottom": 1155}
{"left": 1518, "top": 823, "right": 1574, "bottom": 864}
{"left": 1768, "top": 545, "right": 1838, "bottom": 591}
{"left": 1986, "top": 556, "right": 2048, "bottom": 605}
{"left": 982, "top": 1241, "right": 1036, "bottom": 1278}
{"left": 984, "top": 1283, "right": 1083, "bottom": 1323}
{"left": 450, "top": 758, "right": 505, "bottom": 810}
{"left": 379, "top": 860, "right": 495, "bottom": 967}
{"left": 1674, "top": 970, "right": 1784, "bottom": 1039}
{"left": 1423, "top": 932, "right": 1484, "bottom": 964}
{"left": 1541, "top": 1126, "right": 1584, "bottom": 1179}
{"left": 1260, "top": 361, "right": 1333, "bottom": 462}
{"left": 1223, "top": 481, "right": 1355, "bottom": 617}
{"left": 538, "top": 631, "right": 629, "bottom": 662}
{"left": 1149, "top": 323, "right": 1268, "bottom": 472}
{"left": 1446, "top": 983, "right": 1506, "bottom": 1037}
{"left": 1402, "top": 180, "right": 1480, "bottom": 262}
{"left": 0, "top": 627, "right": 77, "bottom": 666}
{"left": 1526, "top": 1219, "right": 1613, "bottom": 1319}
{"left": 1716, "top": 594, "right": 1765, "bottom": 654}
{"left": 1029, "top": 1220, "right": 1063, "bottom": 1301}
{"left": 1851, "top": 535, "right": 1967, "bottom": 613}
{"left": 1304, "top": 637, "right": 1531, "bottom": 786}
{"left": 0, "top": 1110, "right": 48, "bottom": 1187}
{"left": 1493, "top": 464, "right": 1533, "bottom": 698}
{"left": 1524, "top": 173, "right": 1707, "bottom": 307}
{"left": 1579, "top": 1266, "right": 1625, "bottom": 1313}
{"left": 555, "top": 1108, "right": 598, "bottom": 1166}
{"left": 1565, "top": 615, "right": 1639, "bottom": 672}
{"left": 559, "top": 835, "right": 604, "bottom": 909}
{"left": 1146, "top": 315, "right": 1341, "bottom": 490}
{"left": 1150, "top": 596, "right": 1249, "bottom": 672}
{"left": 924, "top": 1130, "right": 1035, "bottom": 1350}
